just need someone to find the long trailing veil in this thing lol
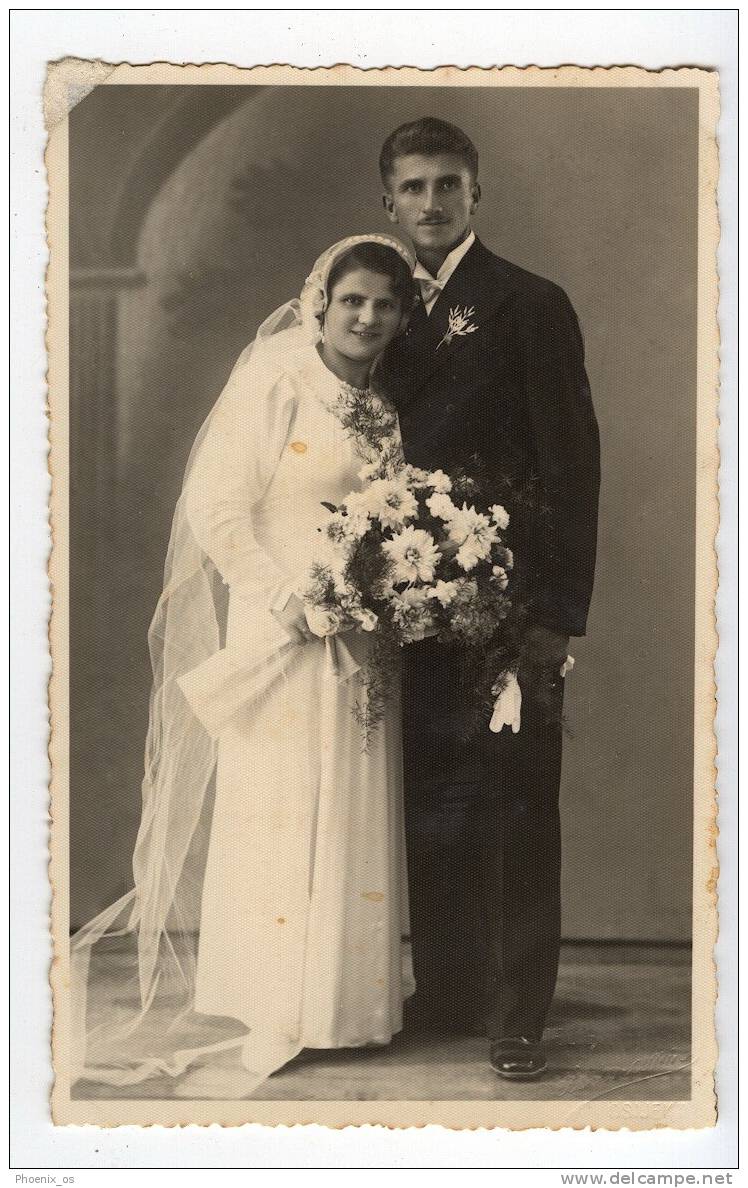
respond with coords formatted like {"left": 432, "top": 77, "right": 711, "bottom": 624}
{"left": 69, "top": 234, "right": 415, "bottom": 1092}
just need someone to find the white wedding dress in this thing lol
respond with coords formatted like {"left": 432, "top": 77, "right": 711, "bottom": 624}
{"left": 184, "top": 334, "right": 414, "bottom": 1078}
{"left": 70, "top": 328, "right": 414, "bottom": 1096}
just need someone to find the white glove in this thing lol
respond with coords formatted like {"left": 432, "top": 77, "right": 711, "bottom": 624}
{"left": 489, "top": 672, "right": 522, "bottom": 734}
{"left": 560, "top": 654, "right": 575, "bottom": 678}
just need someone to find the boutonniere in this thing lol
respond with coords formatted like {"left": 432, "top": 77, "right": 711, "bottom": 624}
{"left": 436, "top": 305, "right": 479, "bottom": 351}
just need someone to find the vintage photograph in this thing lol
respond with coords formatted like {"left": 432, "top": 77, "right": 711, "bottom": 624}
{"left": 47, "top": 63, "right": 719, "bottom": 1129}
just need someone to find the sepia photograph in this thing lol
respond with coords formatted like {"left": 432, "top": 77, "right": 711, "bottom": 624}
{"left": 45, "top": 62, "right": 719, "bottom": 1130}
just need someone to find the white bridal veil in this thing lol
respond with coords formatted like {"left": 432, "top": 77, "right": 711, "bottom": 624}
{"left": 69, "top": 234, "right": 415, "bottom": 1092}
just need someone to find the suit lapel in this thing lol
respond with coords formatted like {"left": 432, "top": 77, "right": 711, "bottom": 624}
{"left": 399, "top": 238, "right": 513, "bottom": 400}
{"left": 380, "top": 292, "right": 438, "bottom": 411}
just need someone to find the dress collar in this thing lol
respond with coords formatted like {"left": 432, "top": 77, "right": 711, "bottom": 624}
{"left": 305, "top": 340, "right": 372, "bottom": 398}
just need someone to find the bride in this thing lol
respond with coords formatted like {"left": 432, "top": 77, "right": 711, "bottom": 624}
{"left": 71, "top": 234, "right": 418, "bottom": 1096}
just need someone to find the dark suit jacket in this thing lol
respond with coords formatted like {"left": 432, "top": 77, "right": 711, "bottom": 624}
{"left": 377, "top": 237, "right": 600, "bottom": 637}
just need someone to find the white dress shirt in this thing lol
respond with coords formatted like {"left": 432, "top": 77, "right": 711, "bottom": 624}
{"left": 413, "top": 229, "right": 476, "bottom": 315}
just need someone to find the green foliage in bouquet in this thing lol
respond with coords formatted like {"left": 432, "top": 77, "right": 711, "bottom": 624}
{"left": 303, "top": 446, "right": 539, "bottom": 744}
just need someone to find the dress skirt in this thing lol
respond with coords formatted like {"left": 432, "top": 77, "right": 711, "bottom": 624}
{"left": 194, "top": 622, "right": 413, "bottom": 1075}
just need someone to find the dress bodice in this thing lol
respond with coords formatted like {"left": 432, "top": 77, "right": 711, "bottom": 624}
{"left": 184, "top": 331, "right": 400, "bottom": 659}
{"left": 252, "top": 346, "right": 375, "bottom": 582}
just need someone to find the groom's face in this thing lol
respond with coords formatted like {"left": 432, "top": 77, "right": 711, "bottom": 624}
{"left": 383, "top": 153, "right": 480, "bottom": 258}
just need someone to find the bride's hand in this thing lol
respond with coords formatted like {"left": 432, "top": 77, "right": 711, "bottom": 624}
{"left": 273, "top": 594, "right": 314, "bottom": 642}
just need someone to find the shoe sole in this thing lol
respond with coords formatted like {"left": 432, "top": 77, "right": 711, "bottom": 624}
{"left": 491, "top": 1064, "right": 548, "bottom": 1080}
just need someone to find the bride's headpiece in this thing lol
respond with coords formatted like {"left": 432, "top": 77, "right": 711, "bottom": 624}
{"left": 299, "top": 234, "right": 416, "bottom": 340}
{"left": 254, "top": 234, "right": 415, "bottom": 346}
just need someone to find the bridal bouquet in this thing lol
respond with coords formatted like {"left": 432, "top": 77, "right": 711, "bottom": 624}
{"left": 303, "top": 445, "right": 526, "bottom": 740}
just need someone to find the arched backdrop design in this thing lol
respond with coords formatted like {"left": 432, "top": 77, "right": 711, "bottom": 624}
{"left": 69, "top": 84, "right": 697, "bottom": 940}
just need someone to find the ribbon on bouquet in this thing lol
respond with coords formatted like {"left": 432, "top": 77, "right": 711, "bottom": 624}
{"left": 178, "top": 634, "right": 361, "bottom": 741}
{"left": 488, "top": 656, "right": 575, "bottom": 735}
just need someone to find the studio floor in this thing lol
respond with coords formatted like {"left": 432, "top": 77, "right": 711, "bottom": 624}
{"left": 76, "top": 943, "right": 691, "bottom": 1102}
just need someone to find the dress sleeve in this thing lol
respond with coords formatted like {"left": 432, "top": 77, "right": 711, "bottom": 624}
{"left": 184, "top": 349, "right": 300, "bottom": 615}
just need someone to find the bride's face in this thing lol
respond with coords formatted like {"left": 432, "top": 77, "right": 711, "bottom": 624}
{"left": 323, "top": 268, "right": 404, "bottom": 366}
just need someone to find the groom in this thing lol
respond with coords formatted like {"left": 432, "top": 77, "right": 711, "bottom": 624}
{"left": 376, "top": 118, "right": 600, "bottom": 1078}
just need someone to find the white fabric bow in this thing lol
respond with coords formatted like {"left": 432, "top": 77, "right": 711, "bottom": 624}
{"left": 323, "top": 634, "right": 362, "bottom": 681}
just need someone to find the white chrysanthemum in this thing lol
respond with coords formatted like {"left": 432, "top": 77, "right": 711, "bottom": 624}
{"left": 359, "top": 476, "right": 418, "bottom": 529}
{"left": 325, "top": 510, "right": 370, "bottom": 547}
{"left": 425, "top": 492, "right": 459, "bottom": 521}
{"left": 427, "top": 580, "right": 459, "bottom": 607}
{"left": 395, "top": 586, "right": 429, "bottom": 610}
{"left": 382, "top": 526, "right": 441, "bottom": 584}
{"left": 342, "top": 490, "right": 370, "bottom": 516}
{"left": 456, "top": 535, "right": 489, "bottom": 571}
{"left": 447, "top": 503, "right": 498, "bottom": 548}
{"left": 343, "top": 510, "right": 371, "bottom": 540}
{"left": 391, "top": 586, "right": 435, "bottom": 642}
{"left": 426, "top": 469, "right": 452, "bottom": 493}
{"left": 402, "top": 464, "right": 431, "bottom": 488}
{"left": 490, "top": 504, "right": 510, "bottom": 530}
{"left": 491, "top": 565, "right": 509, "bottom": 590}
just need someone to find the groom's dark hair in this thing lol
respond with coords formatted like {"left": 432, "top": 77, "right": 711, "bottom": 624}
{"left": 379, "top": 117, "right": 479, "bottom": 185}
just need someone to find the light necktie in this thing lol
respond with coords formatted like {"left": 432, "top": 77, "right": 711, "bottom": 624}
{"left": 418, "top": 277, "right": 444, "bottom": 306}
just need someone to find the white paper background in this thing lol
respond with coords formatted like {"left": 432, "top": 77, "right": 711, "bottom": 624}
{"left": 9, "top": 7, "right": 738, "bottom": 1175}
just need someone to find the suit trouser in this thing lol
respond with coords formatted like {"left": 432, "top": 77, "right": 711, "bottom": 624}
{"left": 401, "top": 638, "right": 564, "bottom": 1041}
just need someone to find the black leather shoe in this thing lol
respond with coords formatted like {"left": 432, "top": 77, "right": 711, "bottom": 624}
{"left": 489, "top": 1036, "right": 547, "bottom": 1079}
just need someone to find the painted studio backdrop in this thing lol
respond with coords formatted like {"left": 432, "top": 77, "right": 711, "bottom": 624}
{"left": 69, "top": 84, "right": 697, "bottom": 940}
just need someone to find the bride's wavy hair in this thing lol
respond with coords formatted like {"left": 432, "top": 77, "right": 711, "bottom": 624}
{"left": 325, "top": 241, "right": 416, "bottom": 315}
